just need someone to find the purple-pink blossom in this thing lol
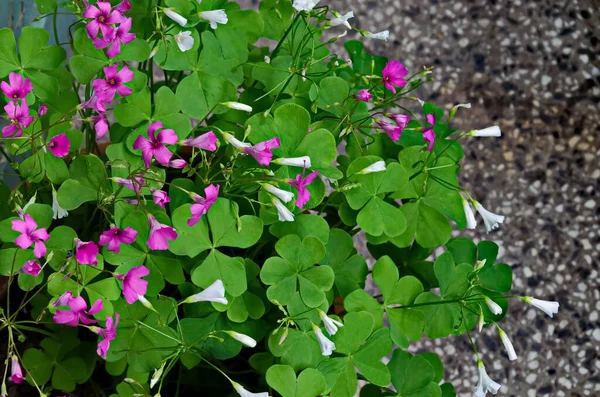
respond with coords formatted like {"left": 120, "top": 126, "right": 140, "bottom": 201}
{"left": 423, "top": 113, "right": 436, "bottom": 151}
{"left": 95, "top": 313, "right": 119, "bottom": 359}
{"left": 181, "top": 131, "right": 217, "bottom": 152}
{"left": 188, "top": 184, "right": 219, "bottom": 227}
{"left": 382, "top": 60, "right": 408, "bottom": 94}
{"left": 94, "top": 17, "right": 135, "bottom": 58}
{"left": 93, "top": 65, "right": 133, "bottom": 103}
{"left": 355, "top": 89, "right": 372, "bottom": 102}
{"left": 243, "top": 137, "right": 280, "bottom": 166}
{"left": 83, "top": 1, "right": 124, "bottom": 39}
{"left": 114, "top": 175, "right": 144, "bottom": 195}
{"left": 389, "top": 114, "right": 410, "bottom": 128}
{"left": 376, "top": 119, "right": 402, "bottom": 141}
{"left": 21, "top": 260, "right": 41, "bottom": 276}
{"left": 99, "top": 226, "right": 137, "bottom": 253}
{"left": 12, "top": 214, "right": 50, "bottom": 258}
{"left": 1, "top": 73, "right": 33, "bottom": 101}
{"left": 38, "top": 103, "right": 48, "bottom": 116}
{"left": 289, "top": 170, "right": 319, "bottom": 209}
{"left": 152, "top": 189, "right": 171, "bottom": 208}
{"left": 11, "top": 356, "right": 24, "bottom": 384}
{"left": 3, "top": 101, "right": 34, "bottom": 138}
{"left": 132, "top": 121, "right": 178, "bottom": 168}
{"left": 75, "top": 239, "right": 99, "bottom": 266}
{"left": 53, "top": 295, "right": 103, "bottom": 326}
{"left": 48, "top": 133, "right": 70, "bottom": 157}
{"left": 168, "top": 159, "right": 187, "bottom": 168}
{"left": 53, "top": 291, "right": 73, "bottom": 307}
{"left": 116, "top": 265, "right": 149, "bottom": 304}
{"left": 147, "top": 214, "right": 177, "bottom": 250}
{"left": 114, "top": 0, "right": 131, "bottom": 13}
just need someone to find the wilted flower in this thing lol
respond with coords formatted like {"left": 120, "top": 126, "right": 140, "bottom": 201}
{"left": 151, "top": 189, "right": 171, "bottom": 208}
{"left": 292, "top": 0, "right": 320, "bottom": 12}
{"left": 422, "top": 113, "right": 436, "bottom": 151}
{"left": 95, "top": 313, "right": 119, "bottom": 359}
{"left": 232, "top": 382, "right": 270, "bottom": 397}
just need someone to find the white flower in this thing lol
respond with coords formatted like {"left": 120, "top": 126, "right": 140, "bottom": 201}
{"left": 184, "top": 279, "right": 228, "bottom": 305}
{"left": 271, "top": 156, "right": 311, "bottom": 168}
{"left": 523, "top": 296, "right": 559, "bottom": 318}
{"left": 150, "top": 362, "right": 166, "bottom": 389}
{"left": 138, "top": 295, "right": 157, "bottom": 312}
{"left": 52, "top": 187, "right": 68, "bottom": 219}
{"left": 174, "top": 31, "right": 194, "bottom": 52}
{"left": 272, "top": 197, "right": 295, "bottom": 222}
{"left": 163, "top": 8, "right": 187, "bottom": 26}
{"left": 226, "top": 331, "right": 257, "bottom": 348}
{"left": 318, "top": 309, "right": 343, "bottom": 336}
{"left": 222, "top": 132, "right": 251, "bottom": 149}
{"left": 222, "top": 102, "right": 253, "bottom": 112}
{"left": 263, "top": 184, "right": 294, "bottom": 203}
{"left": 278, "top": 328, "right": 288, "bottom": 345}
{"left": 148, "top": 47, "right": 159, "bottom": 59}
{"left": 462, "top": 197, "right": 477, "bottom": 229}
{"left": 473, "top": 201, "right": 505, "bottom": 233}
{"left": 312, "top": 324, "right": 335, "bottom": 356}
{"left": 365, "top": 30, "right": 389, "bottom": 41}
{"left": 200, "top": 10, "right": 228, "bottom": 29}
{"left": 497, "top": 326, "right": 517, "bottom": 361}
{"left": 477, "top": 307, "right": 485, "bottom": 332}
{"left": 293, "top": 0, "right": 320, "bottom": 12}
{"left": 470, "top": 126, "right": 502, "bottom": 137}
{"left": 473, "top": 360, "right": 501, "bottom": 396}
{"left": 484, "top": 296, "right": 502, "bottom": 315}
{"left": 22, "top": 192, "right": 37, "bottom": 212}
{"left": 357, "top": 160, "right": 386, "bottom": 175}
{"left": 232, "top": 382, "right": 270, "bottom": 397}
{"left": 331, "top": 11, "right": 354, "bottom": 29}
{"left": 264, "top": 55, "right": 271, "bottom": 64}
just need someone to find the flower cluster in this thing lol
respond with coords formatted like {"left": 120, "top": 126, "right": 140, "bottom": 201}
{"left": 1, "top": 73, "right": 34, "bottom": 138}
{"left": 84, "top": 0, "right": 134, "bottom": 58}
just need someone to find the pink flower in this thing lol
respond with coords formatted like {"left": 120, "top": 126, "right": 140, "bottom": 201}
{"left": 38, "top": 103, "right": 48, "bottom": 116}
{"left": 92, "top": 113, "right": 109, "bottom": 139}
{"left": 152, "top": 189, "right": 171, "bottom": 208}
{"left": 3, "top": 101, "right": 34, "bottom": 138}
{"left": 376, "top": 119, "right": 402, "bottom": 141}
{"left": 99, "top": 226, "right": 137, "bottom": 253}
{"left": 168, "top": 159, "right": 187, "bottom": 168}
{"left": 1, "top": 73, "right": 33, "bottom": 101}
{"left": 423, "top": 113, "right": 436, "bottom": 151}
{"left": 388, "top": 114, "right": 410, "bottom": 128}
{"left": 48, "top": 133, "right": 70, "bottom": 157}
{"left": 132, "top": 121, "right": 178, "bottom": 168}
{"left": 81, "top": 94, "right": 106, "bottom": 113}
{"left": 243, "top": 137, "right": 280, "bottom": 166}
{"left": 355, "top": 89, "right": 372, "bottom": 102}
{"left": 75, "top": 239, "right": 99, "bottom": 266}
{"left": 180, "top": 131, "right": 217, "bottom": 152}
{"left": 116, "top": 265, "right": 149, "bottom": 304}
{"left": 113, "top": 0, "right": 131, "bottom": 13}
{"left": 188, "top": 184, "right": 219, "bottom": 226}
{"left": 94, "top": 17, "right": 136, "bottom": 58}
{"left": 147, "top": 214, "right": 177, "bottom": 250}
{"left": 93, "top": 65, "right": 133, "bottom": 103}
{"left": 381, "top": 60, "right": 408, "bottom": 94}
{"left": 95, "top": 313, "right": 119, "bottom": 359}
{"left": 21, "top": 260, "right": 41, "bottom": 276}
{"left": 11, "top": 214, "right": 50, "bottom": 258}
{"left": 53, "top": 291, "right": 73, "bottom": 307}
{"left": 289, "top": 170, "right": 319, "bottom": 209}
{"left": 10, "top": 356, "right": 24, "bottom": 384}
{"left": 114, "top": 175, "right": 144, "bottom": 195}
{"left": 83, "top": 1, "right": 124, "bottom": 39}
{"left": 53, "top": 295, "right": 103, "bottom": 326}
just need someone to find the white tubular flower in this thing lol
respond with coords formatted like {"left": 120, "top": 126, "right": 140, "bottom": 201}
{"left": 272, "top": 156, "right": 311, "bottom": 168}
{"left": 473, "top": 201, "right": 505, "bottom": 233}
{"left": 462, "top": 197, "right": 477, "bottom": 229}
{"left": 357, "top": 160, "right": 386, "bottom": 175}
{"left": 318, "top": 309, "right": 344, "bottom": 336}
{"left": 312, "top": 323, "right": 335, "bottom": 356}
{"left": 148, "top": 47, "right": 159, "bottom": 59}
{"left": 51, "top": 187, "right": 68, "bottom": 219}
{"left": 200, "top": 10, "right": 228, "bottom": 29}
{"left": 226, "top": 331, "right": 257, "bottom": 348}
{"left": 522, "top": 296, "right": 559, "bottom": 318}
{"left": 263, "top": 184, "right": 294, "bottom": 203}
{"left": 477, "top": 307, "right": 485, "bottom": 332}
{"left": 293, "top": 0, "right": 320, "bottom": 12}
{"left": 163, "top": 8, "right": 188, "bottom": 26}
{"left": 278, "top": 328, "right": 288, "bottom": 345}
{"left": 497, "top": 326, "right": 517, "bottom": 361}
{"left": 22, "top": 192, "right": 37, "bottom": 212}
{"left": 222, "top": 132, "right": 251, "bottom": 149}
{"left": 365, "top": 30, "right": 389, "bottom": 41}
{"left": 150, "top": 362, "right": 166, "bottom": 389}
{"left": 184, "top": 279, "right": 228, "bottom": 305}
{"left": 272, "top": 197, "right": 295, "bottom": 222}
{"left": 331, "top": 11, "right": 354, "bottom": 29}
{"left": 174, "top": 31, "right": 194, "bottom": 52}
{"left": 470, "top": 126, "right": 502, "bottom": 137}
{"left": 473, "top": 360, "right": 501, "bottom": 396}
{"left": 222, "top": 102, "right": 253, "bottom": 112}
{"left": 484, "top": 296, "right": 502, "bottom": 315}
{"left": 232, "top": 382, "right": 270, "bottom": 397}
{"left": 138, "top": 295, "right": 157, "bottom": 312}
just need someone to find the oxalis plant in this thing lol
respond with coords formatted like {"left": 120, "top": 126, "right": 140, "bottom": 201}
{"left": 0, "top": 0, "right": 560, "bottom": 396}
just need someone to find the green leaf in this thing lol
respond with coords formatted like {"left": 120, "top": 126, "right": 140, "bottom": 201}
{"left": 332, "top": 311, "right": 373, "bottom": 355}
{"left": 372, "top": 256, "right": 398, "bottom": 299}
{"left": 192, "top": 250, "right": 247, "bottom": 297}
{"left": 266, "top": 365, "right": 327, "bottom": 397}
{"left": 259, "top": 0, "right": 294, "bottom": 40}
{"left": 169, "top": 204, "right": 212, "bottom": 257}
{"left": 25, "top": 203, "right": 53, "bottom": 229}
{"left": 479, "top": 263, "right": 513, "bottom": 293}
{"left": 414, "top": 292, "right": 460, "bottom": 339}
{"left": 315, "top": 76, "right": 349, "bottom": 117}
{"left": 44, "top": 152, "right": 69, "bottom": 184}
{"left": 35, "top": 0, "right": 58, "bottom": 13}
{"left": 0, "top": 28, "right": 20, "bottom": 75}
{"left": 19, "top": 27, "right": 49, "bottom": 66}
{"left": 388, "top": 350, "right": 441, "bottom": 397}
{"left": 57, "top": 154, "right": 110, "bottom": 210}
{"left": 320, "top": 229, "right": 367, "bottom": 297}
{"left": 446, "top": 238, "right": 477, "bottom": 265}
{"left": 353, "top": 328, "right": 392, "bottom": 386}
{"left": 387, "top": 308, "right": 424, "bottom": 348}
{"left": 391, "top": 201, "right": 452, "bottom": 248}
{"left": 270, "top": 214, "right": 330, "bottom": 244}
{"left": 343, "top": 289, "right": 384, "bottom": 330}
{"left": 356, "top": 197, "right": 406, "bottom": 237}
{"left": 317, "top": 358, "right": 357, "bottom": 397}
{"left": 208, "top": 198, "right": 263, "bottom": 249}
{"left": 176, "top": 72, "right": 236, "bottom": 120}
{"left": 268, "top": 328, "right": 322, "bottom": 371}
{"left": 69, "top": 55, "right": 106, "bottom": 84}
{"left": 0, "top": 248, "right": 35, "bottom": 276}
{"left": 433, "top": 252, "right": 472, "bottom": 298}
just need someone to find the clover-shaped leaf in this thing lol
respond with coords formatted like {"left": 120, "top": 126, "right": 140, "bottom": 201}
{"left": 388, "top": 350, "right": 442, "bottom": 397}
{"left": 56, "top": 154, "right": 111, "bottom": 211}
{"left": 320, "top": 229, "right": 367, "bottom": 297}
{"left": 266, "top": 365, "right": 327, "bottom": 397}
{"left": 260, "top": 234, "right": 332, "bottom": 307}
{"left": 268, "top": 328, "right": 322, "bottom": 372}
